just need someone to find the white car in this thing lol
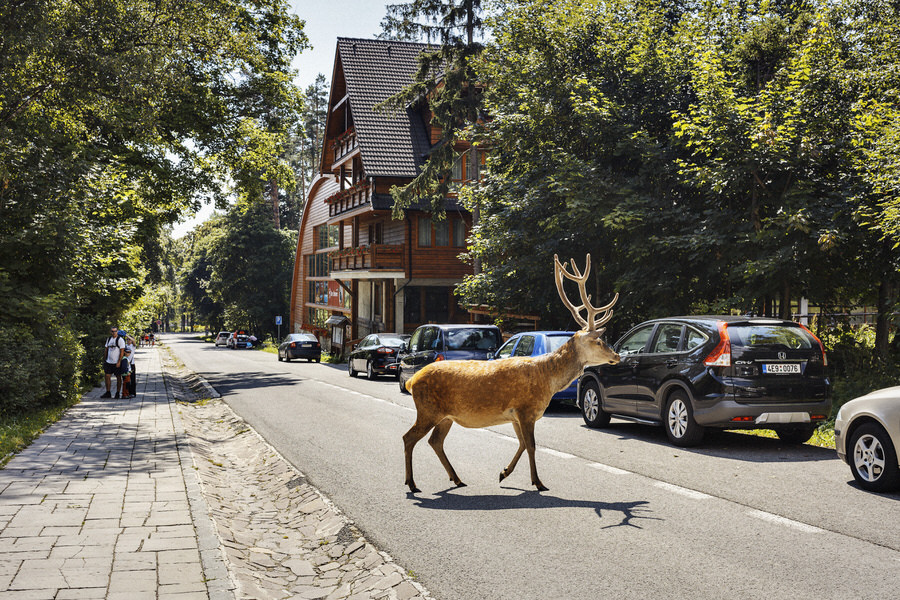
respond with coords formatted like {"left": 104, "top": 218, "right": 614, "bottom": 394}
{"left": 214, "top": 331, "right": 230, "bottom": 347}
{"left": 835, "top": 386, "right": 900, "bottom": 492}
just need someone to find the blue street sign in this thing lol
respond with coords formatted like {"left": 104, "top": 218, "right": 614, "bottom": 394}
{"left": 275, "top": 316, "right": 283, "bottom": 325}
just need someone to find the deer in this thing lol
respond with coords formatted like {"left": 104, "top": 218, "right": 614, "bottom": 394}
{"left": 402, "top": 254, "right": 620, "bottom": 493}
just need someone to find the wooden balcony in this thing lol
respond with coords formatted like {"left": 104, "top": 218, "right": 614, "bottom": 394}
{"left": 325, "top": 179, "right": 372, "bottom": 218}
{"left": 332, "top": 127, "right": 358, "bottom": 164}
{"left": 330, "top": 244, "right": 406, "bottom": 273}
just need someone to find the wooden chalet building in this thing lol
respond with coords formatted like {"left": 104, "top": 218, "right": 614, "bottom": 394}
{"left": 289, "top": 38, "right": 480, "bottom": 344}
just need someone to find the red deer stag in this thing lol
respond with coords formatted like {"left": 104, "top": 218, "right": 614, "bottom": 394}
{"left": 402, "top": 254, "right": 620, "bottom": 493}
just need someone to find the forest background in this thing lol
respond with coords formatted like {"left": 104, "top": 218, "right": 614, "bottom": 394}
{"left": 1, "top": 0, "right": 899, "bottom": 425}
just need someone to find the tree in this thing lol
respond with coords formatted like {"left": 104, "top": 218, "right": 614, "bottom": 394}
{"left": 0, "top": 0, "right": 307, "bottom": 409}
{"left": 282, "top": 73, "right": 329, "bottom": 230}
{"left": 380, "top": 1, "right": 486, "bottom": 238}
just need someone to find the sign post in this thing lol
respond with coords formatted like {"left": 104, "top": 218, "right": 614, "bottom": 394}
{"left": 275, "top": 315, "right": 282, "bottom": 341}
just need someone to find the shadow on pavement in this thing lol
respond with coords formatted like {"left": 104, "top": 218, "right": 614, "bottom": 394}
{"left": 409, "top": 488, "right": 657, "bottom": 529}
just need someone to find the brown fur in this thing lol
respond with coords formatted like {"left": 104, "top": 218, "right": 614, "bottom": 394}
{"left": 403, "top": 330, "right": 619, "bottom": 493}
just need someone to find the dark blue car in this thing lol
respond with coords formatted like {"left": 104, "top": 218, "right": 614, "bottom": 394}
{"left": 491, "top": 331, "right": 578, "bottom": 402}
{"left": 397, "top": 324, "right": 502, "bottom": 393}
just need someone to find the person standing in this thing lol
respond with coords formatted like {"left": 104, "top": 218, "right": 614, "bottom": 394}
{"left": 124, "top": 334, "right": 137, "bottom": 397}
{"left": 101, "top": 326, "right": 126, "bottom": 398}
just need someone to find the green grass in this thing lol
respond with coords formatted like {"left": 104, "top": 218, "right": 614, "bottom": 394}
{"left": 259, "top": 344, "right": 278, "bottom": 354}
{"left": 0, "top": 397, "right": 80, "bottom": 467}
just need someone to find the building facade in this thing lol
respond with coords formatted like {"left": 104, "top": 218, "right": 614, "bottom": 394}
{"left": 289, "top": 38, "right": 476, "bottom": 343}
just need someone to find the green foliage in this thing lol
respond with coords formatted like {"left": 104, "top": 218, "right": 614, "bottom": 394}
{"left": 0, "top": 323, "right": 83, "bottom": 417}
{"left": 379, "top": 0, "right": 486, "bottom": 219}
{"left": 818, "top": 325, "right": 900, "bottom": 414}
{"left": 0, "top": 0, "right": 306, "bottom": 411}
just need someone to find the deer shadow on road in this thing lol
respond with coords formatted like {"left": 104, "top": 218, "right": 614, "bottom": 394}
{"left": 408, "top": 488, "right": 657, "bottom": 529}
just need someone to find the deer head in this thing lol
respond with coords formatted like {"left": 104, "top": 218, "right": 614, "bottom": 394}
{"left": 554, "top": 254, "right": 620, "bottom": 366}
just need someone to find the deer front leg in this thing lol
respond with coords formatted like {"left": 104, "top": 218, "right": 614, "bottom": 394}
{"left": 521, "top": 419, "right": 548, "bottom": 491}
{"left": 428, "top": 418, "right": 465, "bottom": 488}
{"left": 403, "top": 418, "right": 434, "bottom": 493}
{"left": 499, "top": 420, "right": 526, "bottom": 483}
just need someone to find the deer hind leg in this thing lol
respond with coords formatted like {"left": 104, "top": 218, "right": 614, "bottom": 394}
{"left": 499, "top": 420, "right": 527, "bottom": 483}
{"left": 428, "top": 418, "right": 465, "bottom": 488}
{"left": 403, "top": 416, "right": 436, "bottom": 493}
{"left": 521, "top": 419, "right": 548, "bottom": 492}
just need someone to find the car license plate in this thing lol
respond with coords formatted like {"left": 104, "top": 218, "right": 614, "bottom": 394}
{"left": 762, "top": 363, "right": 800, "bottom": 374}
{"left": 302, "top": 343, "right": 312, "bottom": 347}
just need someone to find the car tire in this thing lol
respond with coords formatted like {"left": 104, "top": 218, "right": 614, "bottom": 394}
{"left": 398, "top": 370, "right": 409, "bottom": 394}
{"left": 348, "top": 360, "right": 357, "bottom": 378}
{"left": 664, "top": 390, "right": 704, "bottom": 447}
{"left": 285, "top": 354, "right": 291, "bottom": 362}
{"left": 366, "top": 361, "right": 377, "bottom": 380}
{"left": 277, "top": 353, "right": 283, "bottom": 362}
{"left": 580, "top": 380, "right": 610, "bottom": 428}
{"left": 849, "top": 422, "right": 900, "bottom": 492}
{"left": 775, "top": 425, "right": 816, "bottom": 444}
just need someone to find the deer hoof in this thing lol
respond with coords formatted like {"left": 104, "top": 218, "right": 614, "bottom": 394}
{"left": 455, "top": 481, "right": 467, "bottom": 488}
{"left": 499, "top": 470, "right": 508, "bottom": 482}
{"left": 534, "top": 483, "right": 549, "bottom": 492}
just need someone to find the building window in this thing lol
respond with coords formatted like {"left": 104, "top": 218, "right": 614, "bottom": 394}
{"left": 452, "top": 217, "right": 466, "bottom": 247}
{"left": 315, "top": 225, "right": 339, "bottom": 250}
{"left": 307, "top": 253, "right": 330, "bottom": 277}
{"left": 435, "top": 219, "right": 449, "bottom": 246}
{"left": 418, "top": 217, "right": 432, "bottom": 247}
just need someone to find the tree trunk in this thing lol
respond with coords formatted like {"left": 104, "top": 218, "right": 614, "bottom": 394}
{"left": 779, "top": 281, "right": 791, "bottom": 320}
{"left": 875, "top": 278, "right": 897, "bottom": 360}
{"left": 270, "top": 180, "right": 280, "bottom": 229}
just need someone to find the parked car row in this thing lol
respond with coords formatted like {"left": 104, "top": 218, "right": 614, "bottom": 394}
{"left": 215, "top": 330, "right": 255, "bottom": 349}
{"left": 274, "top": 316, "right": 899, "bottom": 493}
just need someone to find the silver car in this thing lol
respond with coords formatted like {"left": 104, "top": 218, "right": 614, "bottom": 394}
{"left": 835, "top": 386, "right": 900, "bottom": 492}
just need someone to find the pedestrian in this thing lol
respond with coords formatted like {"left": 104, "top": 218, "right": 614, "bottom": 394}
{"left": 118, "top": 330, "right": 133, "bottom": 399}
{"left": 101, "top": 325, "right": 126, "bottom": 398}
{"left": 249, "top": 334, "right": 258, "bottom": 348}
{"left": 149, "top": 331, "right": 155, "bottom": 346}
{"left": 121, "top": 333, "right": 137, "bottom": 398}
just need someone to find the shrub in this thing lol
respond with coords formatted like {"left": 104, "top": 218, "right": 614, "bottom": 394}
{"left": 820, "top": 325, "right": 900, "bottom": 415}
{"left": 0, "top": 322, "right": 84, "bottom": 417}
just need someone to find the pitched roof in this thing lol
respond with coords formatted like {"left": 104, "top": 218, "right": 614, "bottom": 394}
{"left": 336, "top": 38, "right": 432, "bottom": 178}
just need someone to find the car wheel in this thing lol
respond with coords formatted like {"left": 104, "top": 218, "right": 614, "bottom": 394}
{"left": 399, "top": 369, "right": 409, "bottom": 394}
{"left": 285, "top": 354, "right": 291, "bottom": 362}
{"left": 348, "top": 360, "right": 357, "bottom": 378}
{"left": 580, "top": 380, "right": 610, "bottom": 428}
{"left": 775, "top": 425, "right": 816, "bottom": 444}
{"left": 664, "top": 390, "right": 704, "bottom": 447}
{"left": 277, "top": 353, "right": 283, "bottom": 362}
{"left": 849, "top": 422, "right": 900, "bottom": 492}
{"left": 366, "top": 360, "right": 377, "bottom": 380}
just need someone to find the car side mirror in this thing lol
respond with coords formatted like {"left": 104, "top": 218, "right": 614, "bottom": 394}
{"left": 399, "top": 343, "right": 408, "bottom": 353}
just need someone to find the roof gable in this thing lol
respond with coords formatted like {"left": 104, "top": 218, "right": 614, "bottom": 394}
{"left": 335, "top": 38, "right": 432, "bottom": 178}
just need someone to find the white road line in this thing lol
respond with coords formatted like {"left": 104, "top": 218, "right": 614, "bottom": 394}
{"left": 747, "top": 509, "right": 824, "bottom": 534}
{"left": 654, "top": 481, "right": 713, "bottom": 500}
{"left": 539, "top": 448, "right": 577, "bottom": 459}
{"left": 587, "top": 462, "right": 631, "bottom": 475}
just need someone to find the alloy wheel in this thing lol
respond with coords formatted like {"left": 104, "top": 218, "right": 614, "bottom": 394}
{"left": 583, "top": 388, "right": 600, "bottom": 422}
{"left": 668, "top": 397, "right": 689, "bottom": 439}
{"left": 854, "top": 434, "right": 886, "bottom": 483}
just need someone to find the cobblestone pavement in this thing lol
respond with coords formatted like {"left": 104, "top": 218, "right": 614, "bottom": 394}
{"left": 162, "top": 350, "right": 432, "bottom": 600}
{"left": 0, "top": 346, "right": 432, "bottom": 600}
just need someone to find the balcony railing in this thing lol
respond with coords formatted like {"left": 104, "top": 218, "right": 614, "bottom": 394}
{"left": 324, "top": 180, "right": 372, "bottom": 218}
{"left": 332, "top": 127, "right": 358, "bottom": 164}
{"left": 330, "top": 244, "right": 405, "bottom": 273}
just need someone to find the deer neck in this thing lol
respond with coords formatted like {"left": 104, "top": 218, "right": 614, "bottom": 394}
{"left": 537, "top": 339, "right": 587, "bottom": 395}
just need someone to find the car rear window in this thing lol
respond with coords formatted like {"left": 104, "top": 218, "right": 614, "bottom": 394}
{"left": 380, "top": 335, "right": 406, "bottom": 346}
{"left": 445, "top": 328, "right": 500, "bottom": 351}
{"left": 728, "top": 324, "right": 816, "bottom": 350}
{"left": 545, "top": 335, "right": 573, "bottom": 352}
{"left": 293, "top": 334, "right": 317, "bottom": 342}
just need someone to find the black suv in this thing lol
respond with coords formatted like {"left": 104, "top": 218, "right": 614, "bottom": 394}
{"left": 397, "top": 324, "right": 502, "bottom": 393}
{"left": 577, "top": 316, "right": 830, "bottom": 447}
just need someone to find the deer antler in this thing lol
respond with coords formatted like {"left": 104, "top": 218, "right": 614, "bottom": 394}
{"left": 554, "top": 254, "right": 618, "bottom": 332}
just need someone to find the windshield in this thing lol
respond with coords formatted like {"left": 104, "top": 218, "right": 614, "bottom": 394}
{"left": 545, "top": 334, "right": 573, "bottom": 353}
{"left": 445, "top": 328, "right": 500, "bottom": 351}
{"left": 728, "top": 325, "right": 816, "bottom": 350}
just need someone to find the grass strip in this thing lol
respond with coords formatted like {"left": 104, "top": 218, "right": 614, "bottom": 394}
{"left": 0, "top": 397, "right": 80, "bottom": 468}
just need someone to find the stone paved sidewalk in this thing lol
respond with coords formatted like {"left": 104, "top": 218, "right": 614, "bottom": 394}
{"left": 0, "top": 346, "right": 432, "bottom": 600}
{"left": 0, "top": 347, "right": 229, "bottom": 600}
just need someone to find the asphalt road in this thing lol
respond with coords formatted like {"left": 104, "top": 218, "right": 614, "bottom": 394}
{"left": 165, "top": 333, "right": 900, "bottom": 600}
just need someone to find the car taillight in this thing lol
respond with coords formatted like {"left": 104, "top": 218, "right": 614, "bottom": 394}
{"left": 377, "top": 347, "right": 395, "bottom": 354}
{"left": 799, "top": 323, "right": 827, "bottom": 366}
{"left": 435, "top": 354, "right": 445, "bottom": 361}
{"left": 704, "top": 321, "right": 731, "bottom": 367}
{"left": 290, "top": 342, "right": 296, "bottom": 348}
